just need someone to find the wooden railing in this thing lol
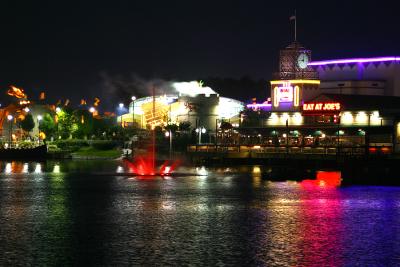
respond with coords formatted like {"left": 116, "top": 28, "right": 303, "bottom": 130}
{"left": 187, "top": 144, "right": 392, "bottom": 156}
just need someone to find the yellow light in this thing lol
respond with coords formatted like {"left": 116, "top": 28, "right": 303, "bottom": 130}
{"left": 253, "top": 145, "right": 261, "bottom": 149}
{"left": 253, "top": 166, "right": 261, "bottom": 173}
{"left": 294, "top": 85, "right": 300, "bottom": 106}
{"left": 356, "top": 111, "right": 368, "bottom": 124}
{"left": 270, "top": 80, "right": 320, "bottom": 85}
{"left": 370, "top": 111, "right": 381, "bottom": 125}
{"left": 39, "top": 132, "right": 46, "bottom": 140}
{"left": 19, "top": 100, "right": 30, "bottom": 105}
{"left": 280, "top": 113, "right": 289, "bottom": 124}
{"left": 342, "top": 112, "right": 353, "bottom": 125}
{"left": 293, "top": 112, "right": 303, "bottom": 125}
{"left": 273, "top": 86, "right": 279, "bottom": 107}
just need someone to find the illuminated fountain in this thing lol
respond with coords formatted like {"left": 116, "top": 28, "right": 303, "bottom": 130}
{"left": 124, "top": 86, "right": 181, "bottom": 177}
{"left": 124, "top": 153, "right": 180, "bottom": 176}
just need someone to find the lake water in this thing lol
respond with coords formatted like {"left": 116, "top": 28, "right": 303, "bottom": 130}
{"left": 0, "top": 160, "right": 400, "bottom": 266}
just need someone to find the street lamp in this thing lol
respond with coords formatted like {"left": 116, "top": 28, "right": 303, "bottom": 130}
{"left": 165, "top": 130, "right": 172, "bottom": 159}
{"left": 196, "top": 127, "right": 206, "bottom": 144}
{"left": 131, "top": 96, "right": 136, "bottom": 128}
{"left": 37, "top": 115, "right": 43, "bottom": 144}
{"left": 24, "top": 107, "right": 30, "bottom": 113}
{"left": 7, "top": 115, "right": 13, "bottom": 146}
{"left": 118, "top": 103, "right": 125, "bottom": 127}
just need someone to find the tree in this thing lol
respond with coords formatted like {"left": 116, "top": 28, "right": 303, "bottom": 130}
{"left": 74, "top": 109, "right": 93, "bottom": 139}
{"left": 241, "top": 108, "right": 270, "bottom": 127}
{"left": 40, "top": 113, "right": 57, "bottom": 139}
{"left": 178, "top": 121, "right": 191, "bottom": 132}
{"left": 20, "top": 113, "right": 35, "bottom": 133}
{"left": 165, "top": 123, "right": 178, "bottom": 133}
{"left": 58, "top": 108, "right": 76, "bottom": 139}
{"left": 220, "top": 121, "right": 233, "bottom": 131}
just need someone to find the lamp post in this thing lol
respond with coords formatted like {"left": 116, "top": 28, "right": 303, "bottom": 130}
{"left": 37, "top": 115, "right": 43, "bottom": 144}
{"left": 7, "top": 115, "right": 13, "bottom": 146}
{"left": 131, "top": 96, "right": 136, "bottom": 128}
{"left": 56, "top": 107, "right": 61, "bottom": 139}
{"left": 286, "top": 118, "right": 289, "bottom": 154}
{"left": 336, "top": 115, "right": 340, "bottom": 156}
{"left": 196, "top": 127, "right": 206, "bottom": 144}
{"left": 118, "top": 103, "right": 124, "bottom": 127}
{"left": 165, "top": 130, "right": 172, "bottom": 159}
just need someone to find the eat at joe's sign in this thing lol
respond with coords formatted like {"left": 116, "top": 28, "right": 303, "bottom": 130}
{"left": 302, "top": 102, "right": 341, "bottom": 114}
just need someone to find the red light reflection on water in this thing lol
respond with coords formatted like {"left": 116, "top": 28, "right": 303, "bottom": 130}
{"left": 300, "top": 171, "right": 341, "bottom": 188}
{"left": 297, "top": 187, "right": 344, "bottom": 266}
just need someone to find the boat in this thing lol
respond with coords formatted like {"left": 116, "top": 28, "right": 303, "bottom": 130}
{"left": 0, "top": 144, "right": 48, "bottom": 159}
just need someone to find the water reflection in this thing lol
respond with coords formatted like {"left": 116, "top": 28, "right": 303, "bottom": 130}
{"left": 34, "top": 163, "right": 42, "bottom": 173}
{"left": 196, "top": 166, "right": 208, "bottom": 176}
{"left": 22, "top": 163, "right": 29, "bottom": 173}
{"left": 1, "top": 161, "right": 400, "bottom": 265}
{"left": 5, "top": 162, "right": 12, "bottom": 174}
{"left": 53, "top": 164, "right": 60, "bottom": 174}
{"left": 297, "top": 188, "right": 344, "bottom": 266}
{"left": 116, "top": 165, "right": 124, "bottom": 173}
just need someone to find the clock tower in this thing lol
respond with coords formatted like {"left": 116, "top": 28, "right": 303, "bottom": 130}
{"left": 277, "top": 41, "right": 317, "bottom": 80}
{"left": 270, "top": 41, "right": 320, "bottom": 111}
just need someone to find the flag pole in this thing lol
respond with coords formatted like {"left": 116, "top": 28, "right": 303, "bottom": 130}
{"left": 294, "top": 10, "right": 297, "bottom": 42}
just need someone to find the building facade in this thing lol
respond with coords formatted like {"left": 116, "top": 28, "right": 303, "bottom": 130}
{"left": 242, "top": 44, "right": 400, "bottom": 154}
{"left": 118, "top": 81, "right": 244, "bottom": 131}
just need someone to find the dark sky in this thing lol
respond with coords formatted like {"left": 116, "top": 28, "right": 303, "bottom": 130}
{"left": 1, "top": 0, "right": 399, "bottom": 108}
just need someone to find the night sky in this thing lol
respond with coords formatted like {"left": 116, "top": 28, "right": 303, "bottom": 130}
{"left": 1, "top": 0, "right": 399, "bottom": 108}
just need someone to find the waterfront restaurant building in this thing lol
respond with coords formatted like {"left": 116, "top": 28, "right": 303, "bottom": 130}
{"left": 242, "top": 42, "right": 400, "bottom": 154}
{"left": 118, "top": 81, "right": 244, "bottom": 131}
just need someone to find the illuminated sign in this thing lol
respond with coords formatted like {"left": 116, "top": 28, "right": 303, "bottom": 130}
{"left": 270, "top": 80, "right": 320, "bottom": 85}
{"left": 271, "top": 80, "right": 311, "bottom": 108}
{"left": 302, "top": 102, "right": 341, "bottom": 114}
{"left": 277, "top": 84, "right": 293, "bottom": 103}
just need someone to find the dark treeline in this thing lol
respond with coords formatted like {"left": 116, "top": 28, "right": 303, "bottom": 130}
{"left": 201, "top": 76, "right": 269, "bottom": 103}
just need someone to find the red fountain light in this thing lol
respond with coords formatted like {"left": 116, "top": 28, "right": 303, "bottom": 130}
{"left": 124, "top": 155, "right": 180, "bottom": 177}
{"left": 300, "top": 171, "right": 342, "bottom": 188}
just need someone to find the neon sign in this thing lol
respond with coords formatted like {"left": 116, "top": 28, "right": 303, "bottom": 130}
{"left": 272, "top": 81, "right": 305, "bottom": 108}
{"left": 274, "top": 82, "right": 293, "bottom": 107}
{"left": 302, "top": 102, "right": 341, "bottom": 114}
{"left": 277, "top": 84, "right": 293, "bottom": 102}
{"left": 308, "top": 57, "right": 400, "bottom": 66}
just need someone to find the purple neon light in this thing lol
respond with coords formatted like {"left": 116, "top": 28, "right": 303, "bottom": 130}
{"left": 308, "top": 57, "right": 400, "bottom": 66}
{"left": 246, "top": 103, "right": 272, "bottom": 108}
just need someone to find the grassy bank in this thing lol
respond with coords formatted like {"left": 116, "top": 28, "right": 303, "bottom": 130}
{"left": 74, "top": 147, "right": 122, "bottom": 158}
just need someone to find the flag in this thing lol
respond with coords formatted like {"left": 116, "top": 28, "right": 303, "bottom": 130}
{"left": 290, "top": 15, "right": 296, "bottom": 20}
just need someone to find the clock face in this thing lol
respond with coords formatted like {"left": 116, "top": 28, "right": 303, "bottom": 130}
{"left": 297, "top": 53, "right": 309, "bottom": 69}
